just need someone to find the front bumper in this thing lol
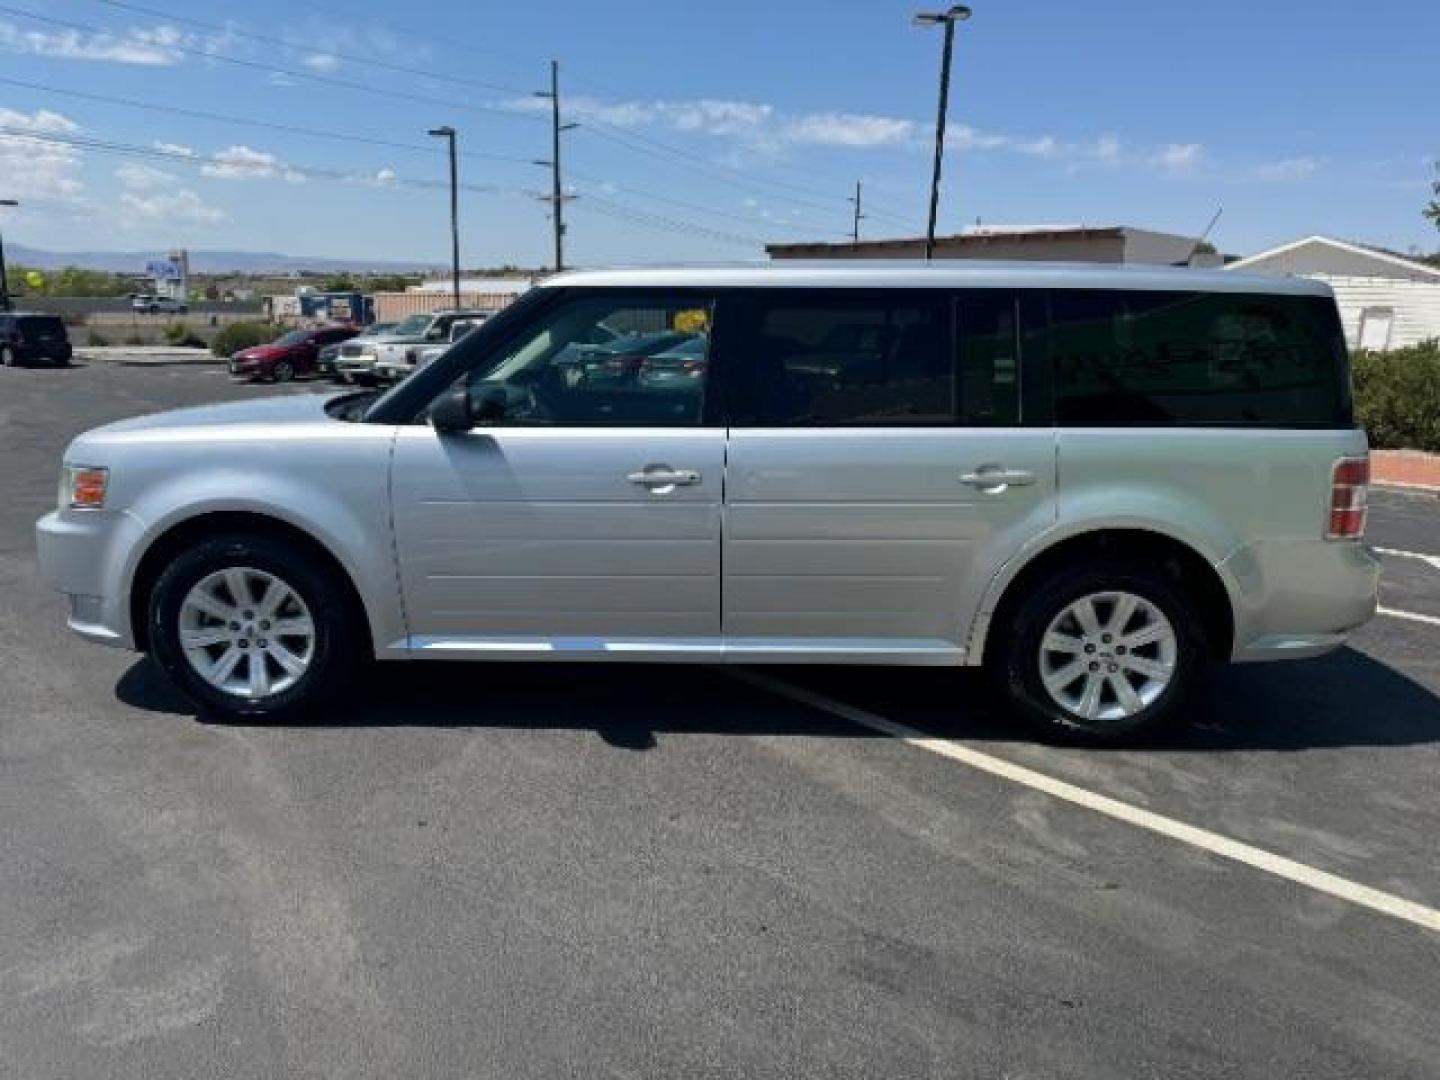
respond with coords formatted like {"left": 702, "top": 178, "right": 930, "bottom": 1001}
{"left": 36, "top": 508, "right": 143, "bottom": 650}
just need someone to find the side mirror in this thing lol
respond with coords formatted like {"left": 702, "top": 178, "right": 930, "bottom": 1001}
{"left": 430, "top": 387, "right": 475, "bottom": 433}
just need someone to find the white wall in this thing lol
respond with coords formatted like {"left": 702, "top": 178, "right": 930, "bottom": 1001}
{"left": 1314, "top": 275, "right": 1440, "bottom": 351}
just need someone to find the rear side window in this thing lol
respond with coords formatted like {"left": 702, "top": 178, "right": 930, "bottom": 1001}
{"left": 739, "top": 293, "right": 952, "bottom": 425}
{"left": 18, "top": 316, "right": 67, "bottom": 340}
{"left": 956, "top": 290, "right": 1021, "bottom": 426}
{"left": 1040, "top": 290, "right": 1351, "bottom": 426}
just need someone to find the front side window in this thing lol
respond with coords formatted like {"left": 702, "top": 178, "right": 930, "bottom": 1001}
{"left": 446, "top": 294, "right": 715, "bottom": 426}
{"left": 1042, "top": 290, "right": 1351, "bottom": 426}
{"left": 739, "top": 294, "right": 951, "bottom": 425}
{"left": 391, "top": 313, "right": 432, "bottom": 338}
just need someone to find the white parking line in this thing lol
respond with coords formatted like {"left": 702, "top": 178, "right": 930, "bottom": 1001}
{"left": 1375, "top": 547, "right": 1440, "bottom": 571}
{"left": 1379, "top": 606, "right": 1440, "bottom": 628}
{"left": 728, "top": 668, "right": 1440, "bottom": 935}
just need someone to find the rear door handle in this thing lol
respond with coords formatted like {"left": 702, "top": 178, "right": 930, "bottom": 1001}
{"left": 960, "top": 466, "right": 1036, "bottom": 492}
{"left": 627, "top": 466, "right": 702, "bottom": 493}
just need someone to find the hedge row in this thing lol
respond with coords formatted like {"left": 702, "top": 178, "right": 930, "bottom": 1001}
{"left": 1352, "top": 342, "right": 1440, "bottom": 454}
{"left": 211, "top": 321, "right": 280, "bottom": 358}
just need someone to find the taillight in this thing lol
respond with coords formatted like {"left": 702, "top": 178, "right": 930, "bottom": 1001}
{"left": 1327, "top": 456, "right": 1369, "bottom": 540}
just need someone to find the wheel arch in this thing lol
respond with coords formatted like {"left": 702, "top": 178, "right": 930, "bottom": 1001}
{"left": 128, "top": 510, "right": 373, "bottom": 654}
{"left": 973, "top": 527, "right": 1236, "bottom": 667}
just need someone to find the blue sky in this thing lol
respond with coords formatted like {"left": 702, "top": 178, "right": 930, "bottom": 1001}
{"left": 0, "top": 0, "right": 1435, "bottom": 267}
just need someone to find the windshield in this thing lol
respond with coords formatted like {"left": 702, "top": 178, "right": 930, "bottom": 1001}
{"left": 359, "top": 323, "right": 394, "bottom": 338}
{"left": 390, "top": 314, "right": 433, "bottom": 337}
{"left": 274, "top": 330, "right": 308, "bottom": 347}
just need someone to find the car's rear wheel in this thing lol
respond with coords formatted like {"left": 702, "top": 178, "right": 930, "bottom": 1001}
{"left": 272, "top": 360, "right": 295, "bottom": 382}
{"left": 989, "top": 560, "right": 1207, "bottom": 744}
{"left": 148, "top": 533, "right": 363, "bottom": 722}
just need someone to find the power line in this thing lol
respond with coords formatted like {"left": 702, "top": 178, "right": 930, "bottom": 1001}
{"left": 0, "top": 76, "right": 538, "bottom": 167}
{"left": 83, "top": 0, "right": 532, "bottom": 96}
{"left": 0, "top": 125, "right": 514, "bottom": 194}
{"left": 1, "top": 125, "right": 783, "bottom": 251}
{"left": 0, "top": 74, "right": 824, "bottom": 241}
{"left": 0, "top": 4, "right": 545, "bottom": 125}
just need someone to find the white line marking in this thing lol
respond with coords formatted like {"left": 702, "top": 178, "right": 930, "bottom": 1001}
{"left": 1378, "top": 606, "right": 1440, "bottom": 628}
{"left": 1375, "top": 546, "right": 1440, "bottom": 571}
{"left": 728, "top": 668, "right": 1440, "bottom": 935}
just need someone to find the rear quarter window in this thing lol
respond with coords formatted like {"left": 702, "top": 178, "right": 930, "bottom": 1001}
{"left": 18, "top": 316, "right": 68, "bottom": 339}
{"left": 1041, "top": 290, "right": 1351, "bottom": 427}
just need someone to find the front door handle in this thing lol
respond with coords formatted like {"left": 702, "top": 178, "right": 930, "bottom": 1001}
{"left": 960, "top": 466, "right": 1037, "bottom": 493}
{"left": 627, "top": 466, "right": 702, "bottom": 494}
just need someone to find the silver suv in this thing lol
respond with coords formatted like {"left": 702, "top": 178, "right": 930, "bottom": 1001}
{"left": 35, "top": 265, "right": 1379, "bottom": 742}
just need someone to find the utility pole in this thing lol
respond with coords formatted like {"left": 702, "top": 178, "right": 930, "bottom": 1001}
{"left": 535, "top": 60, "right": 578, "bottom": 272}
{"left": 0, "top": 199, "right": 16, "bottom": 312}
{"left": 427, "top": 126, "right": 461, "bottom": 309}
{"left": 848, "top": 181, "right": 865, "bottom": 247}
{"left": 915, "top": 6, "right": 972, "bottom": 261}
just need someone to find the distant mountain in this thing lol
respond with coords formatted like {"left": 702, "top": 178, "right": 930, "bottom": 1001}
{"left": 6, "top": 243, "right": 443, "bottom": 275}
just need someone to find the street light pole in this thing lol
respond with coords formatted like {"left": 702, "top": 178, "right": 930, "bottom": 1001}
{"left": 428, "top": 126, "right": 461, "bottom": 309}
{"left": 0, "top": 199, "right": 16, "bottom": 312}
{"left": 915, "top": 5, "right": 971, "bottom": 262}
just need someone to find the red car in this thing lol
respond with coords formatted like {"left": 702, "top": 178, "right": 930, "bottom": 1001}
{"left": 229, "top": 325, "right": 359, "bottom": 382}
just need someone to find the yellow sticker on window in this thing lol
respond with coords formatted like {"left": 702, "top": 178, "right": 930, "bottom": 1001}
{"left": 673, "top": 309, "right": 710, "bottom": 333}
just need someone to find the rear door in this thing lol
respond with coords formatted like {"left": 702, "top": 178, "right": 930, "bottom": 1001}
{"left": 722, "top": 288, "right": 1056, "bottom": 660}
{"left": 391, "top": 290, "right": 726, "bottom": 657}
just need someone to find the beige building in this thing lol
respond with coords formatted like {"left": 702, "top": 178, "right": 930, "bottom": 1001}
{"left": 766, "top": 225, "right": 1219, "bottom": 267}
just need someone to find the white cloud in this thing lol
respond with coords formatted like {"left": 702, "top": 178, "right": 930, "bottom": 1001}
{"left": 115, "top": 163, "right": 177, "bottom": 191}
{"left": 1255, "top": 156, "right": 1317, "bottom": 182}
{"left": 0, "top": 20, "right": 185, "bottom": 65}
{"left": 782, "top": 112, "right": 916, "bottom": 148}
{"left": 1155, "top": 142, "right": 1204, "bottom": 175}
{"left": 374, "top": 167, "right": 397, "bottom": 186}
{"left": 202, "top": 144, "right": 283, "bottom": 179}
{"left": 120, "top": 187, "right": 225, "bottom": 226}
{"left": 152, "top": 140, "right": 195, "bottom": 157}
{"left": 1092, "top": 135, "right": 1122, "bottom": 164}
{"left": 302, "top": 52, "right": 339, "bottom": 73}
{"left": 0, "top": 107, "right": 85, "bottom": 207}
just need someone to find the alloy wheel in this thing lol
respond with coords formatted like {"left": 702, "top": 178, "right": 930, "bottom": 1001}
{"left": 1037, "top": 590, "right": 1177, "bottom": 723}
{"left": 178, "top": 566, "right": 315, "bottom": 700}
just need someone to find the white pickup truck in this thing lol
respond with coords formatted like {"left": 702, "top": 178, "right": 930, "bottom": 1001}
{"left": 335, "top": 308, "right": 492, "bottom": 384}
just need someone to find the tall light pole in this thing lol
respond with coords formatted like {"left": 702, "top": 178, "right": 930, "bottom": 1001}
{"left": 848, "top": 181, "right": 865, "bottom": 247}
{"left": 914, "top": 5, "right": 971, "bottom": 261}
{"left": 428, "top": 126, "right": 461, "bottom": 309}
{"left": 0, "top": 199, "right": 16, "bottom": 312}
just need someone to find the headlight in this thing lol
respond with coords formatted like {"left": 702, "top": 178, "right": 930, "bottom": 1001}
{"left": 60, "top": 464, "right": 109, "bottom": 510}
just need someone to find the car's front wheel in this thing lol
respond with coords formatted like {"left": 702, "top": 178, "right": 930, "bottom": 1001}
{"left": 272, "top": 360, "right": 295, "bottom": 382}
{"left": 148, "top": 533, "right": 363, "bottom": 722}
{"left": 989, "top": 561, "right": 1207, "bottom": 744}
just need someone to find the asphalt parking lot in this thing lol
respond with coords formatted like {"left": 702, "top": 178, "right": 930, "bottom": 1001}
{"left": 2, "top": 359, "right": 1438, "bottom": 1079}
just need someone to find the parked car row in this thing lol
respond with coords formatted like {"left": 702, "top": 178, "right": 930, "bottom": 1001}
{"left": 227, "top": 310, "right": 499, "bottom": 386}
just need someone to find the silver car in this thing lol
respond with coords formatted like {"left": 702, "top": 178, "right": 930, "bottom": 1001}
{"left": 35, "top": 264, "right": 1379, "bottom": 741}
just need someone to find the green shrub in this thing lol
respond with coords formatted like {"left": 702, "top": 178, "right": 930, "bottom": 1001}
{"left": 86, "top": 329, "right": 111, "bottom": 346}
{"left": 211, "top": 321, "right": 278, "bottom": 358}
{"left": 124, "top": 332, "right": 145, "bottom": 346}
{"left": 163, "top": 321, "right": 207, "bottom": 349}
{"left": 1352, "top": 342, "right": 1440, "bottom": 453}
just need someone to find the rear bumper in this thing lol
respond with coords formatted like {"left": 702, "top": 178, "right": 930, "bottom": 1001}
{"left": 1222, "top": 539, "right": 1380, "bottom": 663}
{"left": 35, "top": 509, "right": 142, "bottom": 650}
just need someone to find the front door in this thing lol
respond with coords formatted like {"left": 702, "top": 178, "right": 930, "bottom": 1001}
{"left": 391, "top": 291, "right": 725, "bottom": 658}
{"left": 722, "top": 288, "right": 1057, "bottom": 661}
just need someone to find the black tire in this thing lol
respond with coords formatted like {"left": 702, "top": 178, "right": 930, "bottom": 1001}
{"left": 272, "top": 360, "right": 295, "bottom": 383}
{"left": 988, "top": 560, "right": 1208, "bottom": 745}
{"left": 148, "top": 532, "right": 364, "bottom": 723}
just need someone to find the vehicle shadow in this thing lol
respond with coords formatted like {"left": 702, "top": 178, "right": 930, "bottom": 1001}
{"left": 115, "top": 644, "right": 1440, "bottom": 751}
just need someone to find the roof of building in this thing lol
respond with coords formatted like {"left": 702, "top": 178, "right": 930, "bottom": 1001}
{"left": 545, "top": 261, "right": 1330, "bottom": 296}
{"left": 764, "top": 224, "right": 1196, "bottom": 256}
{"left": 1228, "top": 235, "right": 1440, "bottom": 280}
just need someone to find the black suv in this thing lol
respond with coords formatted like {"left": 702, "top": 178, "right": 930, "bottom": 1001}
{"left": 0, "top": 312, "right": 73, "bottom": 367}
